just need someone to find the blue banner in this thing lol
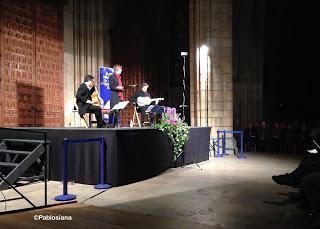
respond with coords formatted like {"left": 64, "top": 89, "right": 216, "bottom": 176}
{"left": 99, "top": 67, "right": 113, "bottom": 109}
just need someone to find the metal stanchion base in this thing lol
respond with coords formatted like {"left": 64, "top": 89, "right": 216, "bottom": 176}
{"left": 54, "top": 194, "right": 76, "bottom": 201}
{"left": 237, "top": 155, "right": 247, "bottom": 159}
{"left": 94, "top": 183, "right": 112, "bottom": 189}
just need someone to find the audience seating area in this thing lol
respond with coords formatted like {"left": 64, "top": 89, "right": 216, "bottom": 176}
{"left": 244, "top": 120, "right": 317, "bottom": 153}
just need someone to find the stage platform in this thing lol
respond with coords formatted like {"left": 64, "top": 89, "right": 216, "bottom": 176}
{"left": 0, "top": 127, "right": 210, "bottom": 187}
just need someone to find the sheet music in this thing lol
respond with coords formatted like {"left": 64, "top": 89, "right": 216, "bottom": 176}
{"left": 112, "top": 101, "right": 129, "bottom": 110}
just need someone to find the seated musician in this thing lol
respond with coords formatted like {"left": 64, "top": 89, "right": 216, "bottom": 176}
{"left": 89, "top": 80, "right": 117, "bottom": 127}
{"left": 130, "top": 83, "right": 158, "bottom": 126}
{"left": 76, "top": 75, "right": 106, "bottom": 128}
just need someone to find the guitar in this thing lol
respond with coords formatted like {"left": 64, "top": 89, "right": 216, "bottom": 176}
{"left": 91, "top": 86, "right": 103, "bottom": 106}
{"left": 136, "top": 97, "right": 164, "bottom": 106}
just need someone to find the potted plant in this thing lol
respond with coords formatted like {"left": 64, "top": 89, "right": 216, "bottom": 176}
{"left": 154, "top": 108, "right": 190, "bottom": 161}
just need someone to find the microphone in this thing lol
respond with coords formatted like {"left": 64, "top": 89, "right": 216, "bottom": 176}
{"left": 179, "top": 105, "right": 189, "bottom": 108}
{"left": 181, "top": 52, "right": 188, "bottom": 56}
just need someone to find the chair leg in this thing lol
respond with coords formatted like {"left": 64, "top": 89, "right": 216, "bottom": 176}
{"left": 132, "top": 106, "right": 141, "bottom": 127}
{"left": 80, "top": 115, "right": 89, "bottom": 128}
{"left": 132, "top": 108, "right": 136, "bottom": 126}
{"left": 135, "top": 109, "right": 141, "bottom": 127}
{"left": 89, "top": 114, "right": 92, "bottom": 128}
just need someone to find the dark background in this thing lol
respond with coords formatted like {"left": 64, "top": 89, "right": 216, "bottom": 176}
{"left": 263, "top": 0, "right": 320, "bottom": 121}
{"left": 103, "top": 0, "right": 320, "bottom": 124}
{"left": 105, "top": 0, "right": 190, "bottom": 124}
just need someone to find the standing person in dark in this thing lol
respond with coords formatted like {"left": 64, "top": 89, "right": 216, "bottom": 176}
{"left": 76, "top": 75, "right": 106, "bottom": 128}
{"left": 130, "top": 83, "right": 155, "bottom": 127}
{"left": 109, "top": 64, "right": 124, "bottom": 127}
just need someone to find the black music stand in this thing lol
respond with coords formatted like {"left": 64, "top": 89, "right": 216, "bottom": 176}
{"left": 145, "top": 105, "right": 166, "bottom": 114}
{"left": 145, "top": 105, "right": 166, "bottom": 125}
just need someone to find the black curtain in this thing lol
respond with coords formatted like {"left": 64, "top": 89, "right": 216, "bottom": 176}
{"left": 233, "top": 0, "right": 266, "bottom": 130}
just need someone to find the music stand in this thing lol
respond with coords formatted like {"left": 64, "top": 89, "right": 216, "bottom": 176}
{"left": 111, "top": 101, "right": 129, "bottom": 110}
{"left": 145, "top": 105, "right": 165, "bottom": 114}
{"left": 108, "top": 101, "right": 129, "bottom": 127}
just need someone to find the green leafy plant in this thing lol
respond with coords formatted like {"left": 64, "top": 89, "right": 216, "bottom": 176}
{"left": 154, "top": 111, "right": 190, "bottom": 160}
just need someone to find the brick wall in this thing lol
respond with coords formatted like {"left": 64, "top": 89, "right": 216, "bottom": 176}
{"left": 0, "top": 0, "right": 64, "bottom": 127}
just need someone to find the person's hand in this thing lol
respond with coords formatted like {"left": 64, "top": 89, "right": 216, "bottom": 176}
{"left": 99, "top": 97, "right": 104, "bottom": 105}
{"left": 86, "top": 100, "right": 93, "bottom": 104}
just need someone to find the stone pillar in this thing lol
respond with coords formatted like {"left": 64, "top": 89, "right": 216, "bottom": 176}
{"left": 189, "top": 0, "right": 233, "bottom": 137}
{"left": 63, "top": 0, "right": 106, "bottom": 127}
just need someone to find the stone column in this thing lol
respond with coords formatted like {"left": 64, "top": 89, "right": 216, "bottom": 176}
{"left": 189, "top": 0, "right": 233, "bottom": 137}
{"left": 63, "top": 0, "right": 106, "bottom": 127}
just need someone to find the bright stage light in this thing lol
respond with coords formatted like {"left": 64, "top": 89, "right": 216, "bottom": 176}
{"left": 200, "top": 45, "right": 209, "bottom": 55}
{"left": 199, "top": 45, "right": 209, "bottom": 83}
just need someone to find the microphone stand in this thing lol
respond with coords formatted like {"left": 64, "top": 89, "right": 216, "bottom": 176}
{"left": 181, "top": 54, "right": 187, "bottom": 121}
{"left": 178, "top": 52, "right": 202, "bottom": 170}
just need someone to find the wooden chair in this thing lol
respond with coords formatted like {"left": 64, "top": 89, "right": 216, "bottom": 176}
{"left": 131, "top": 104, "right": 141, "bottom": 127}
{"left": 131, "top": 104, "right": 151, "bottom": 127}
{"left": 73, "top": 102, "right": 96, "bottom": 128}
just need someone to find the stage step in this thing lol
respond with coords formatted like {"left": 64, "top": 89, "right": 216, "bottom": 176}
{"left": 0, "top": 149, "right": 32, "bottom": 155}
{"left": 0, "top": 162, "right": 19, "bottom": 167}
{"left": 0, "top": 138, "right": 50, "bottom": 190}
{"left": 3, "top": 139, "right": 48, "bottom": 144}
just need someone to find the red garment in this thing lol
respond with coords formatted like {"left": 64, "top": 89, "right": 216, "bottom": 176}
{"left": 115, "top": 73, "right": 124, "bottom": 101}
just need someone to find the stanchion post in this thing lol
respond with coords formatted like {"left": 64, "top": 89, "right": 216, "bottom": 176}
{"left": 215, "top": 131, "right": 222, "bottom": 157}
{"left": 223, "top": 130, "right": 225, "bottom": 155}
{"left": 216, "top": 130, "right": 220, "bottom": 157}
{"left": 217, "top": 131, "right": 220, "bottom": 155}
{"left": 222, "top": 130, "right": 226, "bottom": 155}
{"left": 237, "top": 131, "right": 247, "bottom": 159}
{"left": 222, "top": 130, "right": 230, "bottom": 156}
{"left": 44, "top": 132, "right": 47, "bottom": 206}
{"left": 95, "top": 137, "right": 112, "bottom": 189}
{"left": 241, "top": 131, "right": 243, "bottom": 157}
{"left": 54, "top": 138, "right": 76, "bottom": 201}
